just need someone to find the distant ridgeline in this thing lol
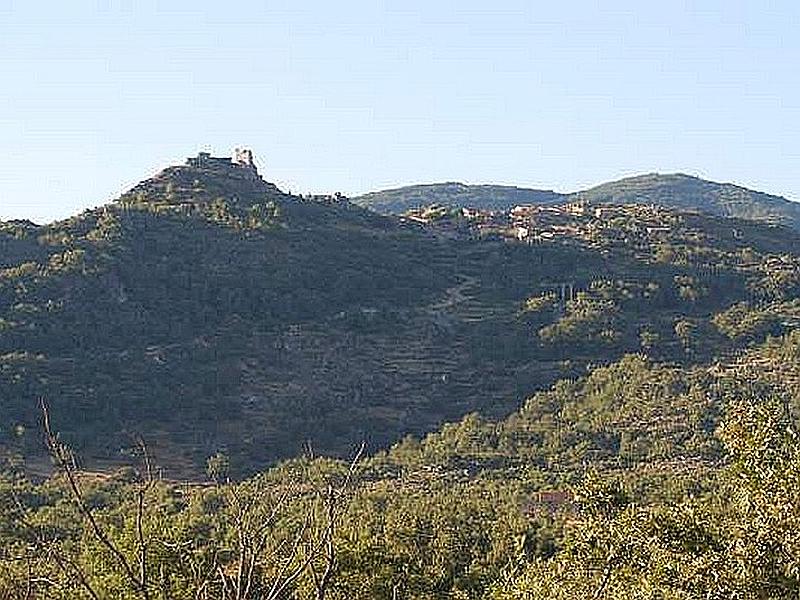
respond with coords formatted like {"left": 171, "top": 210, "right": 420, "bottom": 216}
{"left": 353, "top": 182, "right": 567, "bottom": 215}
{"left": 1, "top": 151, "right": 800, "bottom": 478}
{"left": 354, "top": 173, "right": 800, "bottom": 231}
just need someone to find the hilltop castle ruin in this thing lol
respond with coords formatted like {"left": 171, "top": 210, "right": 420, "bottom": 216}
{"left": 187, "top": 148, "right": 259, "bottom": 178}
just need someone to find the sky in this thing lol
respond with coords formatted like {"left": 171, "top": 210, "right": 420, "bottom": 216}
{"left": 0, "top": 1, "right": 798, "bottom": 223}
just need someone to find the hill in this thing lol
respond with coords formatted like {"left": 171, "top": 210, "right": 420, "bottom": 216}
{"left": 354, "top": 173, "right": 800, "bottom": 230}
{"left": 3, "top": 157, "right": 800, "bottom": 597}
{"left": 575, "top": 172, "right": 800, "bottom": 228}
{"left": 5, "top": 325, "right": 800, "bottom": 597}
{"left": 2, "top": 155, "right": 800, "bottom": 478}
{"left": 0, "top": 153, "right": 462, "bottom": 473}
{"left": 353, "top": 182, "right": 566, "bottom": 214}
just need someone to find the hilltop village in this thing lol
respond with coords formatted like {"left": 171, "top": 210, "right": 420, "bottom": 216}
{"left": 401, "top": 199, "right": 800, "bottom": 299}
{"left": 403, "top": 200, "right": 680, "bottom": 250}
{"left": 4, "top": 152, "right": 800, "bottom": 598}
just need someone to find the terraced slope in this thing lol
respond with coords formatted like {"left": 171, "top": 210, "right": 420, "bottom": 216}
{"left": 3, "top": 159, "right": 800, "bottom": 477}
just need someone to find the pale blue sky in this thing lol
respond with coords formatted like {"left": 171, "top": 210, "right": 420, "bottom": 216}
{"left": 1, "top": 1, "right": 798, "bottom": 223}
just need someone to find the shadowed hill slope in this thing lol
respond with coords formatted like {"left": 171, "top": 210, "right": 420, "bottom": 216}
{"left": 3, "top": 158, "right": 800, "bottom": 477}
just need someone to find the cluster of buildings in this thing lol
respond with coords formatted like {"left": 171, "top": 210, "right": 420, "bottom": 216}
{"left": 299, "top": 192, "right": 348, "bottom": 204}
{"left": 506, "top": 202, "right": 677, "bottom": 247}
{"left": 508, "top": 202, "right": 588, "bottom": 242}
{"left": 402, "top": 200, "right": 679, "bottom": 249}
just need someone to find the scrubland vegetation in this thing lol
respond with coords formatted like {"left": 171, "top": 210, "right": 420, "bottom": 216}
{"left": 3, "top": 160, "right": 800, "bottom": 597}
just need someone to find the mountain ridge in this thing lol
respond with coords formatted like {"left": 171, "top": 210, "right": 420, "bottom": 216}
{"left": 354, "top": 172, "right": 800, "bottom": 230}
{"left": 354, "top": 182, "right": 567, "bottom": 214}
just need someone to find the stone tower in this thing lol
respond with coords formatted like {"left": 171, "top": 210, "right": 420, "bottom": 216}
{"left": 233, "top": 147, "right": 255, "bottom": 169}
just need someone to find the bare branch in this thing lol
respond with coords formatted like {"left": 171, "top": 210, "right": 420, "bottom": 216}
{"left": 40, "top": 399, "right": 151, "bottom": 599}
{"left": 10, "top": 489, "right": 101, "bottom": 600}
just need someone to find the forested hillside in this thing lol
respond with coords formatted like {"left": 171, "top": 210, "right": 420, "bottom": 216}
{"left": 2, "top": 158, "right": 800, "bottom": 597}
{"left": 3, "top": 158, "right": 800, "bottom": 476}
{"left": 3, "top": 158, "right": 799, "bottom": 476}
{"left": 577, "top": 172, "right": 800, "bottom": 229}
{"left": 0, "top": 158, "right": 462, "bottom": 473}
{"left": 353, "top": 182, "right": 566, "bottom": 215}
{"left": 3, "top": 336, "right": 800, "bottom": 597}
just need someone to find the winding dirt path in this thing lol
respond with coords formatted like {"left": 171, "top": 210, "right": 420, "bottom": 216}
{"left": 425, "top": 274, "right": 479, "bottom": 315}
